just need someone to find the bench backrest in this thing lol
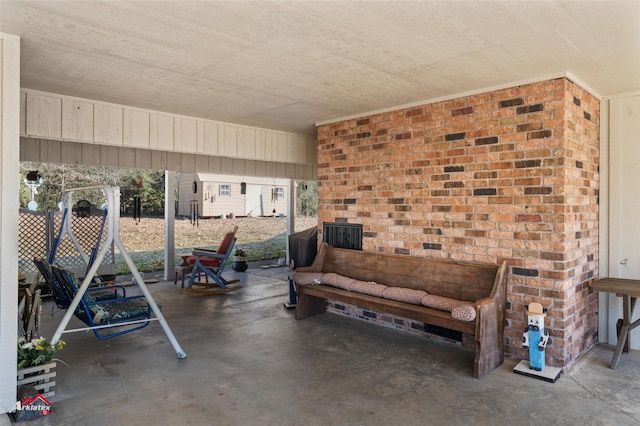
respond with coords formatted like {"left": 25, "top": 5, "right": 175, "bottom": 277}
{"left": 321, "top": 247, "right": 501, "bottom": 302}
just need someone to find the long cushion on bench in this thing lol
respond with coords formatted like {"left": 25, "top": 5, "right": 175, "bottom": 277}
{"left": 294, "top": 271, "right": 476, "bottom": 321}
{"left": 321, "top": 273, "right": 355, "bottom": 290}
{"left": 383, "top": 287, "right": 427, "bottom": 305}
{"left": 298, "top": 284, "right": 478, "bottom": 336}
{"left": 350, "top": 280, "right": 387, "bottom": 297}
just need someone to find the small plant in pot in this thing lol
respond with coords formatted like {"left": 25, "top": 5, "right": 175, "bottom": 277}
{"left": 232, "top": 248, "right": 248, "bottom": 272}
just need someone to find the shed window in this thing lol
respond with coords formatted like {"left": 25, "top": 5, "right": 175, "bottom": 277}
{"left": 273, "top": 187, "right": 284, "bottom": 201}
{"left": 220, "top": 185, "right": 231, "bottom": 197}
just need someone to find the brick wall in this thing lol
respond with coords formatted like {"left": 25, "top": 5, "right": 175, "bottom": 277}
{"left": 316, "top": 77, "right": 600, "bottom": 369}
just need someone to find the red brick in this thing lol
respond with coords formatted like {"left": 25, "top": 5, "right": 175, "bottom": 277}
{"left": 316, "top": 77, "right": 599, "bottom": 370}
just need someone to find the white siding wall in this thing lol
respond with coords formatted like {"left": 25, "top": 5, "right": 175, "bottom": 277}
{"left": 177, "top": 173, "right": 289, "bottom": 218}
{"left": 19, "top": 88, "right": 317, "bottom": 181}
{"left": 200, "top": 182, "right": 245, "bottom": 218}
{"left": 261, "top": 185, "right": 288, "bottom": 217}
{"left": 603, "top": 93, "right": 640, "bottom": 349}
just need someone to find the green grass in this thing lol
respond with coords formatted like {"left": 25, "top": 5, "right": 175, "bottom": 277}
{"left": 114, "top": 233, "right": 288, "bottom": 275}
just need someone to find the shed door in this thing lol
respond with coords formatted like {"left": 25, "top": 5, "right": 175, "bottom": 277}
{"left": 244, "top": 185, "right": 262, "bottom": 217}
{"left": 609, "top": 95, "right": 640, "bottom": 350}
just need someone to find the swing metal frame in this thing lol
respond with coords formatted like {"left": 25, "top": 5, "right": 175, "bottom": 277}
{"left": 49, "top": 185, "right": 187, "bottom": 359}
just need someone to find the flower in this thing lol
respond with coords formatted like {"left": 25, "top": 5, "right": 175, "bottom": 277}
{"left": 17, "top": 336, "right": 64, "bottom": 368}
{"left": 234, "top": 248, "right": 247, "bottom": 257}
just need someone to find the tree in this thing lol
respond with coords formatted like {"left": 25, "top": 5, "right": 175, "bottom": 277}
{"left": 296, "top": 180, "right": 318, "bottom": 217}
{"left": 20, "top": 162, "right": 314, "bottom": 219}
{"left": 19, "top": 162, "right": 156, "bottom": 213}
{"left": 120, "top": 170, "right": 165, "bottom": 217}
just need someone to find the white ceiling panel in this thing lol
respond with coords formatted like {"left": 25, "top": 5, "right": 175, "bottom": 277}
{"left": 1, "top": 1, "right": 639, "bottom": 136}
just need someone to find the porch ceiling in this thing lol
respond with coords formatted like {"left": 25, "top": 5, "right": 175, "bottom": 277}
{"left": 1, "top": 1, "right": 639, "bottom": 137}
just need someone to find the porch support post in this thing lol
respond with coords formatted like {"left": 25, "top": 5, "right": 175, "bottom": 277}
{"left": 164, "top": 170, "right": 176, "bottom": 281}
{"left": 0, "top": 32, "right": 21, "bottom": 414}
{"left": 286, "top": 179, "right": 296, "bottom": 264}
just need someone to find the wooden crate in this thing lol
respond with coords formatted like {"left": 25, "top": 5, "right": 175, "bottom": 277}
{"left": 17, "top": 362, "right": 56, "bottom": 398}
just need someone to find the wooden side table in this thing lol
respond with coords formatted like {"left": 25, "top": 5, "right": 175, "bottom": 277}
{"left": 589, "top": 277, "right": 640, "bottom": 369}
{"left": 175, "top": 255, "right": 193, "bottom": 288}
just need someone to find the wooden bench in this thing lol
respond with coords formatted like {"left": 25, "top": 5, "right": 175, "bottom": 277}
{"left": 293, "top": 244, "right": 508, "bottom": 378}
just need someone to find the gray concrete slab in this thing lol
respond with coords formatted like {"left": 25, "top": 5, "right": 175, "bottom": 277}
{"left": 6, "top": 267, "right": 640, "bottom": 425}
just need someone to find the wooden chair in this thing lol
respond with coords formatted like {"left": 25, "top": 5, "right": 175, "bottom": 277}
{"left": 185, "top": 225, "right": 242, "bottom": 294}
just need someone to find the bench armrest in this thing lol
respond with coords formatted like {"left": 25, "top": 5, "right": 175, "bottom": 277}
{"left": 292, "top": 242, "right": 327, "bottom": 272}
{"left": 476, "top": 296, "right": 496, "bottom": 308}
{"left": 293, "top": 265, "right": 317, "bottom": 272}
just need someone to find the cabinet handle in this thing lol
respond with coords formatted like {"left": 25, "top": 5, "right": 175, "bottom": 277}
{"left": 620, "top": 258, "right": 628, "bottom": 265}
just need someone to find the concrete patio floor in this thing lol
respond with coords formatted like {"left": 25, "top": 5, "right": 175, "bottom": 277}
{"left": 5, "top": 265, "right": 640, "bottom": 426}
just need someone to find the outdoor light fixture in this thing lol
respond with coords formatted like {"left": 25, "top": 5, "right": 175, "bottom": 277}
{"left": 26, "top": 170, "right": 41, "bottom": 183}
{"left": 24, "top": 170, "right": 43, "bottom": 211}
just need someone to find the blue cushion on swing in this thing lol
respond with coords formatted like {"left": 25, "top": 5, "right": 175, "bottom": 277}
{"left": 90, "top": 298, "right": 151, "bottom": 324}
{"left": 52, "top": 266, "right": 156, "bottom": 324}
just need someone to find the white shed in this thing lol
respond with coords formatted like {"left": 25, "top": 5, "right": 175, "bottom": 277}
{"left": 178, "top": 173, "right": 289, "bottom": 218}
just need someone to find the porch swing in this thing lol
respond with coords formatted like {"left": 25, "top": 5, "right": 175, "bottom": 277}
{"left": 33, "top": 258, "right": 151, "bottom": 339}
{"left": 46, "top": 185, "right": 186, "bottom": 359}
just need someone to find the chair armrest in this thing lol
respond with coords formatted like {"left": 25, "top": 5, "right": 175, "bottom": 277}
{"left": 193, "top": 247, "right": 219, "bottom": 253}
{"left": 192, "top": 250, "right": 227, "bottom": 259}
